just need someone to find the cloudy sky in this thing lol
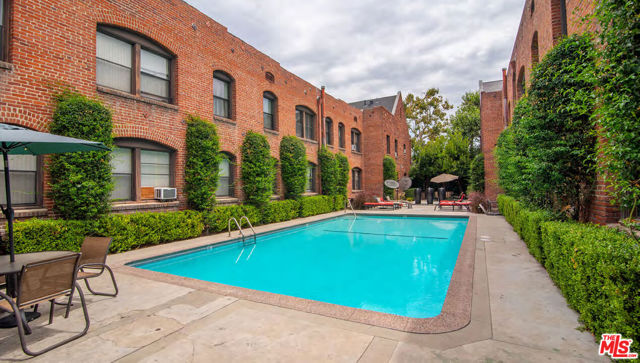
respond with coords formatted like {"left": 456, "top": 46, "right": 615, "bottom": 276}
{"left": 185, "top": 0, "right": 524, "bottom": 106}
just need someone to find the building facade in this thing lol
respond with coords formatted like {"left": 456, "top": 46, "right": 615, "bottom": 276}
{"left": 479, "top": 0, "right": 618, "bottom": 224}
{"left": 0, "top": 0, "right": 411, "bottom": 219}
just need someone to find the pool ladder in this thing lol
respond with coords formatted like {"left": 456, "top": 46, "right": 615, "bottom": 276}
{"left": 345, "top": 198, "right": 357, "bottom": 219}
{"left": 228, "top": 216, "right": 257, "bottom": 246}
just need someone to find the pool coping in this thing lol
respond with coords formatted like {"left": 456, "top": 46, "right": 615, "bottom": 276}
{"left": 117, "top": 213, "right": 476, "bottom": 334}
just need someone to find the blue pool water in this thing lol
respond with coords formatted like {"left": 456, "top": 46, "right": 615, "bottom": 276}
{"left": 131, "top": 215, "right": 468, "bottom": 318}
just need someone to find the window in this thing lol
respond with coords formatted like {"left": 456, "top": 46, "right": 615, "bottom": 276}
{"left": 265, "top": 71, "right": 275, "bottom": 83}
{"left": 386, "top": 135, "right": 391, "bottom": 154}
{"left": 324, "top": 117, "right": 333, "bottom": 145}
{"left": 305, "top": 163, "right": 316, "bottom": 192}
{"left": 96, "top": 26, "right": 173, "bottom": 103}
{"left": 214, "top": 71, "right": 232, "bottom": 119}
{"left": 351, "top": 128, "right": 361, "bottom": 152}
{"left": 531, "top": 32, "right": 539, "bottom": 65}
{"left": 263, "top": 91, "right": 277, "bottom": 130}
{"left": 1, "top": 0, "right": 10, "bottom": 62}
{"left": 338, "top": 123, "right": 345, "bottom": 149}
{"left": 217, "top": 157, "right": 232, "bottom": 197}
{"left": 352, "top": 168, "right": 362, "bottom": 190}
{"left": 517, "top": 66, "right": 525, "bottom": 100}
{"left": 110, "top": 139, "right": 174, "bottom": 201}
{"left": 0, "top": 155, "right": 38, "bottom": 205}
{"left": 395, "top": 139, "right": 398, "bottom": 158}
{"left": 403, "top": 144, "right": 406, "bottom": 154}
{"left": 295, "top": 106, "right": 315, "bottom": 140}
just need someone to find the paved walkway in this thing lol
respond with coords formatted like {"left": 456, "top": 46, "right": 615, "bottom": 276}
{"left": 0, "top": 207, "right": 605, "bottom": 362}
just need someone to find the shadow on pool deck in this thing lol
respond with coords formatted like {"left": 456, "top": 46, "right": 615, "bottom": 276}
{"left": 0, "top": 206, "right": 606, "bottom": 362}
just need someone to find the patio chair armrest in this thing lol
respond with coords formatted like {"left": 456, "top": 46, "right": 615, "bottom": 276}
{"left": 78, "top": 263, "right": 108, "bottom": 270}
{"left": 0, "top": 289, "right": 19, "bottom": 313}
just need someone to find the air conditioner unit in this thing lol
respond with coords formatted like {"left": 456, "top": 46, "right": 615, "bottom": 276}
{"left": 351, "top": 145, "right": 357, "bottom": 151}
{"left": 154, "top": 187, "right": 177, "bottom": 200}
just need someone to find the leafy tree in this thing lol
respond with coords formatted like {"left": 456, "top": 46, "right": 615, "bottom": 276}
{"left": 496, "top": 34, "right": 597, "bottom": 221}
{"left": 49, "top": 93, "right": 113, "bottom": 220}
{"left": 335, "top": 153, "right": 350, "bottom": 197}
{"left": 241, "top": 131, "right": 275, "bottom": 207}
{"left": 469, "top": 153, "right": 485, "bottom": 193}
{"left": 318, "top": 146, "right": 338, "bottom": 196}
{"left": 382, "top": 156, "right": 397, "bottom": 198}
{"left": 279, "top": 136, "right": 307, "bottom": 199}
{"left": 185, "top": 115, "right": 221, "bottom": 211}
{"left": 594, "top": 0, "right": 640, "bottom": 224}
{"left": 410, "top": 136, "right": 446, "bottom": 189}
{"left": 449, "top": 91, "right": 481, "bottom": 152}
{"left": 441, "top": 132, "right": 472, "bottom": 190}
{"left": 404, "top": 88, "right": 453, "bottom": 146}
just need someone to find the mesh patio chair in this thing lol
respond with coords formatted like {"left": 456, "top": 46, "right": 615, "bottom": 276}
{"left": 0, "top": 253, "right": 90, "bottom": 356}
{"left": 76, "top": 236, "right": 118, "bottom": 297}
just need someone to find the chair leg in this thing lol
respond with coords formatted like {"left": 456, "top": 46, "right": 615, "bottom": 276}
{"left": 84, "top": 266, "right": 119, "bottom": 297}
{"left": 49, "top": 300, "right": 55, "bottom": 325}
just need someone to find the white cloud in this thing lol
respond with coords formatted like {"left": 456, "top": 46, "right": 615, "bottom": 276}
{"left": 185, "top": 0, "right": 523, "bottom": 106}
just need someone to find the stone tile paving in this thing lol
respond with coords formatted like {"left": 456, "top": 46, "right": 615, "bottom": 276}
{"left": 0, "top": 207, "right": 606, "bottom": 362}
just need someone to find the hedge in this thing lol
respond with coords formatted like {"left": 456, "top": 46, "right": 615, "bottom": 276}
{"left": 202, "top": 205, "right": 261, "bottom": 233}
{"left": 300, "top": 195, "right": 335, "bottom": 217}
{"left": 261, "top": 199, "right": 300, "bottom": 224}
{"left": 497, "top": 194, "right": 639, "bottom": 351}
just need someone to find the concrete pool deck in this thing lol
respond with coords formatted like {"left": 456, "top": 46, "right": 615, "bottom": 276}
{"left": 0, "top": 205, "right": 606, "bottom": 362}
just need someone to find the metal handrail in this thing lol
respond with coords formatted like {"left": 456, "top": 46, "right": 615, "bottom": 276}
{"left": 239, "top": 216, "right": 257, "bottom": 245}
{"left": 345, "top": 198, "right": 357, "bottom": 219}
{"left": 228, "top": 217, "right": 245, "bottom": 243}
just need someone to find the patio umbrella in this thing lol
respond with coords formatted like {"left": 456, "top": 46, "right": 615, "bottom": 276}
{"left": 430, "top": 173, "right": 459, "bottom": 184}
{"left": 1, "top": 123, "right": 110, "bottom": 262}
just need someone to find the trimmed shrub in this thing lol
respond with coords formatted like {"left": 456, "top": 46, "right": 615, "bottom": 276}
{"left": 185, "top": 115, "right": 221, "bottom": 211}
{"left": 203, "top": 205, "right": 261, "bottom": 233}
{"left": 299, "top": 196, "right": 334, "bottom": 217}
{"left": 540, "top": 222, "right": 639, "bottom": 351}
{"left": 335, "top": 153, "right": 350, "bottom": 197}
{"left": 241, "top": 131, "right": 275, "bottom": 207}
{"left": 382, "top": 156, "right": 397, "bottom": 198}
{"left": 49, "top": 93, "right": 114, "bottom": 220}
{"left": 333, "top": 195, "right": 346, "bottom": 211}
{"left": 318, "top": 146, "right": 338, "bottom": 196}
{"left": 261, "top": 199, "right": 300, "bottom": 224}
{"left": 13, "top": 211, "right": 204, "bottom": 254}
{"left": 404, "top": 188, "right": 415, "bottom": 200}
{"left": 468, "top": 153, "right": 484, "bottom": 193}
{"left": 280, "top": 136, "right": 307, "bottom": 199}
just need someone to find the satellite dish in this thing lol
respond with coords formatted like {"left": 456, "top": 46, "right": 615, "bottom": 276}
{"left": 399, "top": 177, "right": 412, "bottom": 191}
{"left": 384, "top": 179, "right": 400, "bottom": 189}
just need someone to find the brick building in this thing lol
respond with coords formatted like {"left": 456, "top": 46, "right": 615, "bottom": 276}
{"left": 0, "top": 0, "right": 411, "bottom": 218}
{"left": 479, "top": 0, "right": 618, "bottom": 223}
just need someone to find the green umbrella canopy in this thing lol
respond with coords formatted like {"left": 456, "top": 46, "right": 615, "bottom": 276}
{"left": 0, "top": 123, "right": 110, "bottom": 154}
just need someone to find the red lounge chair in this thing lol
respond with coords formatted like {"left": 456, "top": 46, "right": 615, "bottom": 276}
{"left": 435, "top": 193, "right": 469, "bottom": 211}
{"left": 364, "top": 197, "right": 399, "bottom": 210}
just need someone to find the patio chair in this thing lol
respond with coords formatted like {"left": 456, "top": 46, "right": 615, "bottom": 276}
{"left": 364, "top": 197, "right": 398, "bottom": 210}
{"left": 0, "top": 253, "right": 90, "bottom": 356}
{"left": 73, "top": 237, "right": 118, "bottom": 297}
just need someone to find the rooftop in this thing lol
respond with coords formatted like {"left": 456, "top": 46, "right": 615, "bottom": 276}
{"left": 349, "top": 94, "right": 399, "bottom": 114}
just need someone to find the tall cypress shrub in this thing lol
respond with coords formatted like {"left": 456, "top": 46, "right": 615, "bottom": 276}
{"left": 185, "top": 115, "right": 221, "bottom": 211}
{"left": 280, "top": 136, "right": 307, "bottom": 199}
{"left": 318, "top": 146, "right": 338, "bottom": 196}
{"left": 383, "top": 156, "right": 397, "bottom": 198}
{"left": 49, "top": 93, "right": 113, "bottom": 220}
{"left": 335, "top": 153, "right": 350, "bottom": 197}
{"left": 241, "top": 131, "right": 275, "bottom": 207}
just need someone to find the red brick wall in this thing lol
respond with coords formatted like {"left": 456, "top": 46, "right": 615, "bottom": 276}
{"left": 480, "top": 89, "right": 504, "bottom": 201}
{"left": 0, "top": 0, "right": 409, "bottom": 215}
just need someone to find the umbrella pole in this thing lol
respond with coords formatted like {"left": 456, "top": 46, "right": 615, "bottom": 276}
{"left": 2, "top": 148, "right": 14, "bottom": 263}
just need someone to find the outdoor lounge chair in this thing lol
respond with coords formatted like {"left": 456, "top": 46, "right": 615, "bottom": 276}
{"left": 435, "top": 193, "right": 469, "bottom": 211}
{"left": 364, "top": 197, "right": 398, "bottom": 210}
{"left": 0, "top": 253, "right": 90, "bottom": 356}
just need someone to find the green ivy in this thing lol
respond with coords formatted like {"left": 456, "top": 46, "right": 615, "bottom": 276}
{"left": 382, "top": 156, "right": 397, "bottom": 198}
{"left": 184, "top": 115, "right": 221, "bottom": 211}
{"left": 279, "top": 136, "right": 307, "bottom": 199}
{"left": 241, "top": 131, "right": 275, "bottom": 207}
{"left": 468, "top": 153, "right": 484, "bottom": 193}
{"left": 335, "top": 153, "right": 350, "bottom": 197}
{"left": 49, "top": 93, "right": 113, "bottom": 220}
{"left": 594, "top": 0, "right": 640, "bottom": 220}
{"left": 318, "top": 146, "right": 338, "bottom": 196}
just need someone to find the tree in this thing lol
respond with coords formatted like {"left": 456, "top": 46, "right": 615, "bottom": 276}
{"left": 241, "top": 131, "right": 275, "bottom": 207}
{"left": 469, "top": 153, "right": 485, "bottom": 193}
{"left": 404, "top": 88, "right": 453, "bottom": 146}
{"left": 318, "top": 146, "right": 338, "bottom": 196}
{"left": 185, "top": 115, "right": 221, "bottom": 211}
{"left": 279, "top": 136, "right": 307, "bottom": 199}
{"left": 449, "top": 91, "right": 481, "bottom": 153}
{"left": 335, "top": 153, "right": 350, "bottom": 197}
{"left": 382, "top": 156, "right": 397, "bottom": 198}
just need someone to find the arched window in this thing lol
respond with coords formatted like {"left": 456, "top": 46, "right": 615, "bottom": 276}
{"left": 263, "top": 91, "right": 277, "bottom": 130}
{"left": 352, "top": 168, "right": 362, "bottom": 191}
{"left": 214, "top": 70, "right": 233, "bottom": 119}
{"left": 96, "top": 25, "right": 174, "bottom": 103}
{"left": 218, "top": 152, "right": 235, "bottom": 197}
{"left": 338, "top": 123, "right": 345, "bottom": 149}
{"left": 530, "top": 0, "right": 535, "bottom": 15}
{"left": 531, "top": 31, "right": 539, "bottom": 65}
{"left": 517, "top": 66, "right": 525, "bottom": 100}
{"left": 111, "top": 139, "right": 175, "bottom": 201}
{"left": 351, "top": 129, "right": 362, "bottom": 153}
{"left": 394, "top": 139, "right": 398, "bottom": 158}
{"left": 295, "top": 106, "right": 315, "bottom": 140}
{"left": 305, "top": 163, "right": 317, "bottom": 192}
{"left": 324, "top": 117, "right": 333, "bottom": 145}
{"left": 1, "top": 0, "right": 11, "bottom": 62}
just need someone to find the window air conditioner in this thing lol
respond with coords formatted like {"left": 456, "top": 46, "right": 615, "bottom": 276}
{"left": 154, "top": 187, "right": 177, "bottom": 200}
{"left": 351, "top": 145, "right": 357, "bottom": 151}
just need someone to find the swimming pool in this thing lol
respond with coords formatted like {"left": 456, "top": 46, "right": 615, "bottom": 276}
{"left": 131, "top": 215, "right": 468, "bottom": 319}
